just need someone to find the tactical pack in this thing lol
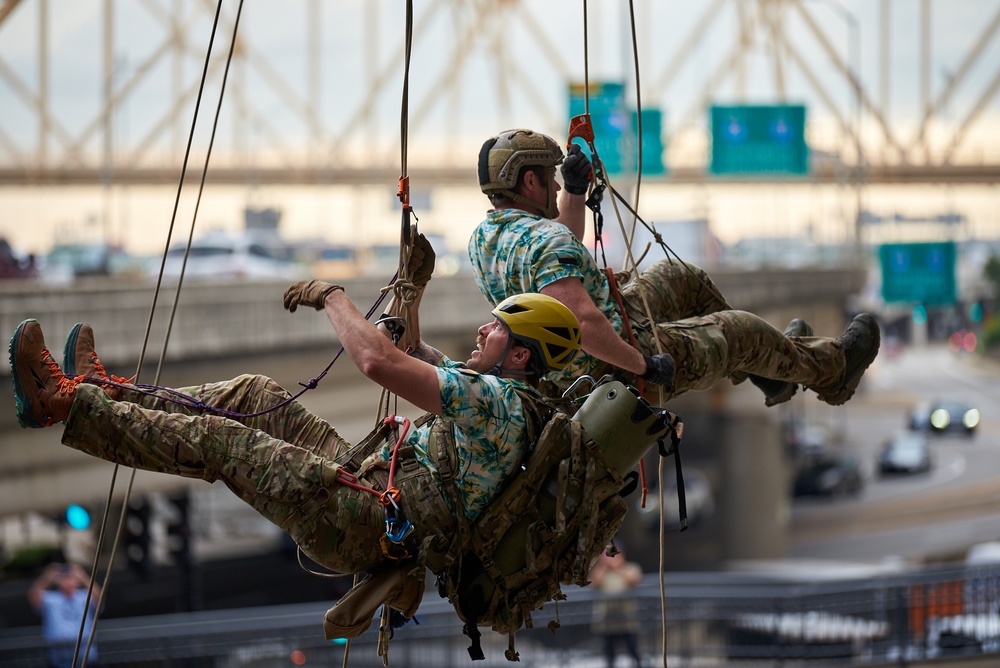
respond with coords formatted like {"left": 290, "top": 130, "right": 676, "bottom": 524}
{"left": 430, "top": 378, "right": 680, "bottom": 661}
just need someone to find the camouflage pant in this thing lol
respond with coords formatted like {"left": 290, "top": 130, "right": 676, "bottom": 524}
{"left": 619, "top": 259, "right": 845, "bottom": 401}
{"left": 61, "top": 375, "right": 446, "bottom": 574}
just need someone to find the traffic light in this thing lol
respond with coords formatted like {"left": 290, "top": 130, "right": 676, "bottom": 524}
{"left": 165, "top": 491, "right": 193, "bottom": 567}
{"left": 64, "top": 504, "right": 91, "bottom": 530}
{"left": 165, "top": 490, "right": 201, "bottom": 613}
{"left": 123, "top": 498, "right": 152, "bottom": 578}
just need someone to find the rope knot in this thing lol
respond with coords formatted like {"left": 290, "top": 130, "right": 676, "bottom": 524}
{"left": 392, "top": 280, "right": 419, "bottom": 307}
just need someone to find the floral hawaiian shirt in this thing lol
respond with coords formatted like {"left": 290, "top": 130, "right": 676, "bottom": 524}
{"left": 468, "top": 208, "right": 624, "bottom": 385}
{"left": 378, "top": 358, "right": 532, "bottom": 519}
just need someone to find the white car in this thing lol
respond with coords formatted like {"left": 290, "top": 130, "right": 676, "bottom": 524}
{"left": 154, "top": 232, "right": 301, "bottom": 281}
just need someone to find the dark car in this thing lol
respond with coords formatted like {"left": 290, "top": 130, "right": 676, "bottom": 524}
{"left": 0, "top": 238, "right": 36, "bottom": 279}
{"left": 878, "top": 431, "right": 933, "bottom": 475}
{"left": 793, "top": 452, "right": 864, "bottom": 498}
{"left": 909, "top": 399, "right": 980, "bottom": 436}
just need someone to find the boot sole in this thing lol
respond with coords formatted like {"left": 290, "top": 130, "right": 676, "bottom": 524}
{"left": 820, "top": 315, "right": 880, "bottom": 406}
{"left": 63, "top": 322, "right": 84, "bottom": 376}
{"left": 8, "top": 318, "right": 42, "bottom": 429}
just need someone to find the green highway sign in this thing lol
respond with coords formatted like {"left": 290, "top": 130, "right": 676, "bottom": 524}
{"left": 632, "top": 108, "right": 665, "bottom": 176}
{"left": 567, "top": 81, "right": 665, "bottom": 176}
{"left": 710, "top": 104, "right": 808, "bottom": 176}
{"left": 879, "top": 242, "right": 957, "bottom": 306}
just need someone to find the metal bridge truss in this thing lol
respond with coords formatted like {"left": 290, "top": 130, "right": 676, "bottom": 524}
{"left": 1, "top": 0, "right": 1000, "bottom": 186}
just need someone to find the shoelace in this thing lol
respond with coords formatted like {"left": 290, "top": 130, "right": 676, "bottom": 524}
{"left": 41, "top": 349, "right": 80, "bottom": 427}
{"left": 87, "top": 352, "right": 135, "bottom": 384}
{"left": 43, "top": 349, "right": 80, "bottom": 395}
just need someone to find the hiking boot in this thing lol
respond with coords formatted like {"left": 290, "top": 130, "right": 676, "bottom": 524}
{"left": 9, "top": 319, "right": 78, "bottom": 428}
{"left": 750, "top": 318, "right": 814, "bottom": 407}
{"left": 63, "top": 323, "right": 124, "bottom": 399}
{"left": 812, "top": 313, "right": 881, "bottom": 406}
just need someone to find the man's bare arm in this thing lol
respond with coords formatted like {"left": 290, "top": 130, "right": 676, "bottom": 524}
{"left": 324, "top": 289, "right": 443, "bottom": 414}
{"left": 555, "top": 191, "right": 588, "bottom": 240}
{"left": 540, "top": 277, "right": 647, "bottom": 376}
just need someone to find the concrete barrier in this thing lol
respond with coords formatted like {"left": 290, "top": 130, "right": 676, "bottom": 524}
{"left": 0, "top": 266, "right": 865, "bottom": 376}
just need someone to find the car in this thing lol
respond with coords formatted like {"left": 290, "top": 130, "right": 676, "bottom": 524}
{"left": 909, "top": 399, "right": 980, "bottom": 436}
{"left": 41, "top": 243, "right": 115, "bottom": 279}
{"left": 155, "top": 231, "right": 301, "bottom": 281}
{"left": 793, "top": 452, "right": 864, "bottom": 498}
{"left": 877, "top": 431, "right": 933, "bottom": 476}
{"left": 784, "top": 420, "right": 841, "bottom": 457}
{"left": 0, "top": 238, "right": 37, "bottom": 279}
{"left": 309, "top": 244, "right": 363, "bottom": 280}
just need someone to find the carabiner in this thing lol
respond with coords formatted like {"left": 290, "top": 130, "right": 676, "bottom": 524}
{"left": 385, "top": 518, "right": 415, "bottom": 544}
{"left": 567, "top": 114, "right": 606, "bottom": 183}
{"left": 567, "top": 114, "right": 595, "bottom": 148}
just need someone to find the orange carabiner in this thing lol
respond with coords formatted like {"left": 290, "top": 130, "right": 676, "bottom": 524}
{"left": 567, "top": 114, "right": 595, "bottom": 149}
{"left": 379, "top": 486, "right": 402, "bottom": 507}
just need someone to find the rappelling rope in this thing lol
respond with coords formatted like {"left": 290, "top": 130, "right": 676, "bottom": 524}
{"left": 577, "top": 2, "right": 676, "bottom": 667}
{"left": 72, "top": 3, "right": 240, "bottom": 667}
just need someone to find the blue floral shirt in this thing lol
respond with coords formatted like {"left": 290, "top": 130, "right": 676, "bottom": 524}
{"left": 378, "top": 358, "right": 532, "bottom": 519}
{"left": 468, "top": 208, "right": 624, "bottom": 386}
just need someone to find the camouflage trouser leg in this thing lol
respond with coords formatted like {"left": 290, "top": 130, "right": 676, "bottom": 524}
{"left": 61, "top": 378, "right": 388, "bottom": 574}
{"left": 633, "top": 310, "right": 846, "bottom": 402}
{"left": 619, "top": 259, "right": 732, "bottom": 324}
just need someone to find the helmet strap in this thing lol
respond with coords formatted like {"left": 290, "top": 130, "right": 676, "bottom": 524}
{"left": 500, "top": 189, "right": 559, "bottom": 220}
{"left": 487, "top": 336, "right": 536, "bottom": 378}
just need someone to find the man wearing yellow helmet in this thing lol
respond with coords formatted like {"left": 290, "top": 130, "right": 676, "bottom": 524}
{"left": 7, "top": 238, "right": 579, "bottom": 589}
{"left": 471, "top": 128, "right": 879, "bottom": 407}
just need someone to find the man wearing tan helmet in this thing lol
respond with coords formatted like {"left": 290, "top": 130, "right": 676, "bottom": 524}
{"left": 469, "top": 128, "right": 879, "bottom": 407}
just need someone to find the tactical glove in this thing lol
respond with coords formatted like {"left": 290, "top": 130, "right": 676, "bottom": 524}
{"left": 560, "top": 144, "right": 593, "bottom": 195}
{"left": 641, "top": 353, "right": 675, "bottom": 389}
{"left": 406, "top": 232, "right": 436, "bottom": 289}
{"left": 283, "top": 280, "right": 344, "bottom": 313}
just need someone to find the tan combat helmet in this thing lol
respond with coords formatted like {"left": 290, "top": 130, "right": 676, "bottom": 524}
{"left": 478, "top": 129, "right": 564, "bottom": 219}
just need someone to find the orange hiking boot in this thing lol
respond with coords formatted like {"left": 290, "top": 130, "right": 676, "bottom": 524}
{"left": 63, "top": 323, "right": 126, "bottom": 399}
{"left": 9, "top": 319, "right": 78, "bottom": 428}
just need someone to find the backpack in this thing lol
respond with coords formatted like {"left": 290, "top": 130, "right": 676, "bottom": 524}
{"left": 430, "top": 378, "right": 681, "bottom": 661}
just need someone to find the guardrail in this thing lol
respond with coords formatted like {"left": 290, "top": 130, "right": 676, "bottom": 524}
{"left": 0, "top": 561, "right": 997, "bottom": 667}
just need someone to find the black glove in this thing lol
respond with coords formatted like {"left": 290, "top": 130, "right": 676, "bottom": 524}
{"left": 641, "top": 353, "right": 675, "bottom": 389}
{"left": 560, "top": 144, "right": 593, "bottom": 195}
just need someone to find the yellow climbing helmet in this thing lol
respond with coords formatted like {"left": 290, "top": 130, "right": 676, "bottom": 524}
{"left": 492, "top": 293, "right": 581, "bottom": 374}
{"left": 478, "top": 129, "right": 564, "bottom": 195}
